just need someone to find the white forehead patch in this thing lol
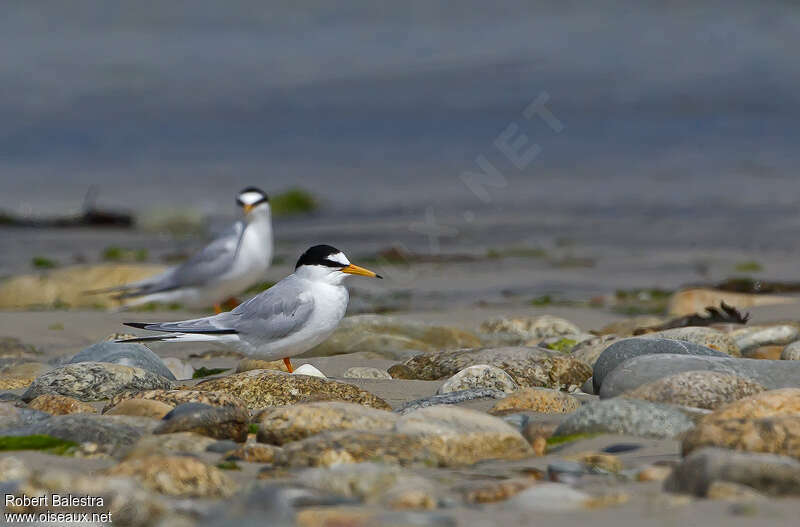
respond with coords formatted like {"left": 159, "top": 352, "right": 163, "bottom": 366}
{"left": 328, "top": 252, "right": 350, "bottom": 266}
{"left": 238, "top": 191, "right": 264, "bottom": 206}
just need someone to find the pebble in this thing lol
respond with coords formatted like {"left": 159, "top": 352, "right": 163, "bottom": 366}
{"left": 196, "top": 369, "right": 390, "bottom": 410}
{"left": 731, "top": 325, "right": 800, "bottom": 353}
{"left": 155, "top": 402, "right": 250, "bottom": 442}
{"left": 480, "top": 315, "right": 582, "bottom": 345}
{"left": 387, "top": 364, "right": 417, "bottom": 379}
{"left": 781, "top": 341, "right": 800, "bottom": 360}
{"left": 665, "top": 447, "right": 800, "bottom": 496}
{"left": 343, "top": 366, "right": 392, "bottom": 379}
{"left": 646, "top": 327, "right": 741, "bottom": 356}
{"left": 293, "top": 364, "right": 326, "bottom": 378}
{"left": 298, "top": 462, "right": 438, "bottom": 505}
{"left": 437, "top": 364, "right": 519, "bottom": 395}
{"left": 22, "top": 362, "right": 172, "bottom": 402}
{"left": 161, "top": 357, "right": 195, "bottom": 380}
{"left": 553, "top": 398, "right": 695, "bottom": 439}
{"left": 67, "top": 341, "right": 177, "bottom": 380}
{"left": 227, "top": 442, "right": 282, "bottom": 463}
{"left": 236, "top": 358, "right": 289, "bottom": 373}
{"left": 105, "top": 455, "right": 236, "bottom": 497}
{"left": 0, "top": 402, "right": 50, "bottom": 430}
{"left": 547, "top": 460, "right": 585, "bottom": 483}
{"left": 395, "top": 389, "right": 506, "bottom": 415}
{"left": 599, "top": 354, "right": 800, "bottom": 398}
{"left": 564, "top": 452, "right": 623, "bottom": 473}
{"left": 593, "top": 338, "right": 729, "bottom": 393}
{"left": 274, "top": 406, "right": 533, "bottom": 468}
{"left": 126, "top": 432, "right": 217, "bottom": 458}
{"left": 309, "top": 314, "right": 481, "bottom": 357}
{"left": 461, "top": 478, "right": 539, "bottom": 504}
{"left": 257, "top": 402, "right": 398, "bottom": 445}
{"left": 0, "top": 376, "right": 35, "bottom": 390}
{"left": 682, "top": 415, "right": 800, "bottom": 458}
{"left": 27, "top": 394, "right": 97, "bottom": 415}
{"left": 104, "top": 389, "right": 247, "bottom": 413}
{"left": 507, "top": 483, "right": 590, "bottom": 511}
{"left": 488, "top": 387, "right": 581, "bottom": 415}
{"left": 570, "top": 335, "right": 622, "bottom": 367}
{"left": 622, "top": 371, "right": 765, "bottom": 410}
{"left": 105, "top": 398, "right": 174, "bottom": 419}
{"left": 404, "top": 346, "right": 591, "bottom": 390}
{"left": 6, "top": 414, "right": 144, "bottom": 449}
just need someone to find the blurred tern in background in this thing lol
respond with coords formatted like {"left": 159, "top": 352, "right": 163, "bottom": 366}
{"left": 89, "top": 187, "right": 273, "bottom": 313}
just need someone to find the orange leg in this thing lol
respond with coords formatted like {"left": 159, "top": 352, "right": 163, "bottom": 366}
{"left": 213, "top": 304, "right": 222, "bottom": 314}
{"left": 283, "top": 357, "right": 294, "bottom": 373}
{"left": 223, "top": 297, "right": 240, "bottom": 310}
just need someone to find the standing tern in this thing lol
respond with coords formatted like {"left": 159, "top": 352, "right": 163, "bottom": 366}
{"left": 91, "top": 187, "right": 273, "bottom": 313}
{"left": 120, "top": 244, "right": 382, "bottom": 372}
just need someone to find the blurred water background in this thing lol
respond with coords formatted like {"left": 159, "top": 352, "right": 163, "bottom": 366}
{"left": 2, "top": 1, "right": 799, "bottom": 304}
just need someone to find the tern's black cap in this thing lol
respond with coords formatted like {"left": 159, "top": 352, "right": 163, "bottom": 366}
{"left": 295, "top": 245, "right": 343, "bottom": 269}
{"left": 236, "top": 187, "right": 269, "bottom": 207}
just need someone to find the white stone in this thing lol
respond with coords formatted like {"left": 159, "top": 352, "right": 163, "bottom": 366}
{"left": 293, "top": 364, "right": 326, "bottom": 378}
{"left": 161, "top": 357, "right": 195, "bottom": 380}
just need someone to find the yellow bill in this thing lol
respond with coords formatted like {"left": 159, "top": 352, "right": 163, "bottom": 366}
{"left": 341, "top": 264, "right": 383, "bottom": 279}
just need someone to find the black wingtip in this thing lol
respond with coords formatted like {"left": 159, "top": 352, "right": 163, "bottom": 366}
{"left": 123, "top": 322, "right": 150, "bottom": 330}
{"left": 375, "top": 274, "right": 383, "bottom": 279}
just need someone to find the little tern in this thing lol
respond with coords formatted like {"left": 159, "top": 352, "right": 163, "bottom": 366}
{"left": 90, "top": 187, "right": 273, "bottom": 313}
{"left": 120, "top": 244, "right": 382, "bottom": 372}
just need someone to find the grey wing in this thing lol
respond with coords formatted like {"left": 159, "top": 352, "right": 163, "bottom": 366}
{"left": 224, "top": 275, "right": 315, "bottom": 340}
{"left": 119, "top": 222, "right": 244, "bottom": 298}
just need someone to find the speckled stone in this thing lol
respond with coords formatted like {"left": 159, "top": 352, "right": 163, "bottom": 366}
{"left": 731, "top": 325, "right": 800, "bottom": 353}
{"left": 105, "top": 398, "right": 174, "bottom": 419}
{"left": 647, "top": 327, "right": 741, "bottom": 356}
{"left": 480, "top": 315, "right": 582, "bottom": 345}
{"left": 236, "top": 358, "right": 289, "bottom": 373}
{"left": 682, "top": 415, "right": 800, "bottom": 458}
{"left": 155, "top": 402, "right": 249, "bottom": 442}
{"left": 257, "top": 402, "right": 398, "bottom": 445}
{"left": 227, "top": 443, "right": 282, "bottom": 463}
{"left": 67, "top": 341, "right": 176, "bottom": 380}
{"left": 404, "top": 347, "right": 591, "bottom": 390}
{"left": 781, "top": 341, "right": 800, "bottom": 360}
{"left": 699, "top": 388, "right": 800, "bottom": 422}
{"left": 0, "top": 376, "right": 35, "bottom": 390}
{"left": 27, "top": 394, "right": 98, "bottom": 415}
{"left": 307, "top": 314, "right": 482, "bottom": 357}
{"left": 343, "top": 367, "right": 392, "bottom": 379}
{"left": 387, "top": 364, "right": 418, "bottom": 379}
{"left": 395, "top": 389, "right": 506, "bottom": 415}
{"left": 126, "top": 432, "right": 217, "bottom": 458}
{"left": 553, "top": 398, "right": 695, "bottom": 439}
{"left": 437, "top": 365, "right": 519, "bottom": 395}
{"left": 622, "top": 371, "right": 765, "bottom": 410}
{"left": 103, "top": 389, "right": 247, "bottom": 413}
{"left": 22, "top": 362, "right": 172, "bottom": 402}
{"left": 195, "top": 369, "right": 391, "bottom": 410}
{"left": 665, "top": 448, "right": 800, "bottom": 496}
{"left": 105, "top": 455, "right": 236, "bottom": 497}
{"left": 488, "top": 387, "right": 581, "bottom": 415}
{"left": 274, "top": 406, "right": 533, "bottom": 468}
